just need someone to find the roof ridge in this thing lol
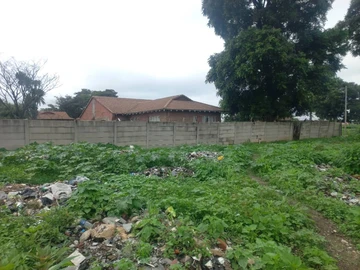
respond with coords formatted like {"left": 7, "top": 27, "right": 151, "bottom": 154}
{"left": 95, "top": 97, "right": 114, "bottom": 113}
{"left": 164, "top": 95, "right": 180, "bottom": 109}
{"left": 182, "top": 99, "right": 220, "bottom": 108}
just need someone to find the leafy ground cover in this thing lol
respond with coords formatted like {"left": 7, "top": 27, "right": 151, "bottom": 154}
{"left": 251, "top": 132, "right": 360, "bottom": 245}
{"left": 0, "top": 128, "right": 360, "bottom": 269}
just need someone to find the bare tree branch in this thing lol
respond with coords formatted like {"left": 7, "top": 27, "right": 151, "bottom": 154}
{"left": 0, "top": 57, "right": 60, "bottom": 119}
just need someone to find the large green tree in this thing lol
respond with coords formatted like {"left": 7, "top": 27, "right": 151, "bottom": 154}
{"left": 0, "top": 58, "right": 59, "bottom": 119}
{"left": 47, "top": 89, "right": 118, "bottom": 118}
{"left": 315, "top": 78, "right": 360, "bottom": 122}
{"left": 203, "top": 0, "right": 348, "bottom": 121}
{"left": 344, "top": 0, "right": 360, "bottom": 56}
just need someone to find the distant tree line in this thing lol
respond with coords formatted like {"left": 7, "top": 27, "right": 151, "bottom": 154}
{"left": 43, "top": 89, "right": 118, "bottom": 119}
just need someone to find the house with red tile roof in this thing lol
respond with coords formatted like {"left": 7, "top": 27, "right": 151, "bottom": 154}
{"left": 37, "top": 111, "right": 73, "bottom": 120}
{"left": 80, "top": 95, "right": 222, "bottom": 123}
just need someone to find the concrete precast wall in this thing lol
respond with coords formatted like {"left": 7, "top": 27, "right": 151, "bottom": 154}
{"left": 0, "top": 120, "right": 342, "bottom": 150}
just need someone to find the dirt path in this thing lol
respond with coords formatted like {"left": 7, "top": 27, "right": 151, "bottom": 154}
{"left": 249, "top": 173, "right": 360, "bottom": 270}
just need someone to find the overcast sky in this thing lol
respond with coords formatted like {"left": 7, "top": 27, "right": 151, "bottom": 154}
{"left": 0, "top": 0, "right": 358, "bottom": 107}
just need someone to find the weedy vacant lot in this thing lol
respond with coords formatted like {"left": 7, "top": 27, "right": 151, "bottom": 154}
{"left": 0, "top": 127, "right": 359, "bottom": 270}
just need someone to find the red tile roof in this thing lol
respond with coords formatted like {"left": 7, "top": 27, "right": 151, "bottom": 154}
{"left": 94, "top": 96, "right": 150, "bottom": 114}
{"left": 92, "top": 95, "right": 221, "bottom": 115}
{"left": 37, "top": 111, "right": 73, "bottom": 120}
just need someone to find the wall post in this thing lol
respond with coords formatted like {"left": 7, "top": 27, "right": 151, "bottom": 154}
{"left": 196, "top": 125, "right": 199, "bottom": 145}
{"left": 173, "top": 122, "right": 176, "bottom": 146}
{"left": 24, "top": 119, "right": 30, "bottom": 145}
{"left": 217, "top": 123, "right": 221, "bottom": 144}
{"left": 146, "top": 123, "right": 149, "bottom": 148}
{"left": 113, "top": 121, "right": 117, "bottom": 145}
{"left": 74, "top": 120, "right": 78, "bottom": 143}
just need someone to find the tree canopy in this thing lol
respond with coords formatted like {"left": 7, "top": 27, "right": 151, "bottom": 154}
{"left": 202, "top": 0, "right": 334, "bottom": 41}
{"left": 203, "top": 0, "right": 349, "bottom": 121}
{"left": 344, "top": 0, "right": 360, "bottom": 56}
{"left": 315, "top": 78, "right": 360, "bottom": 122}
{"left": 0, "top": 58, "right": 59, "bottom": 119}
{"left": 46, "top": 89, "right": 118, "bottom": 119}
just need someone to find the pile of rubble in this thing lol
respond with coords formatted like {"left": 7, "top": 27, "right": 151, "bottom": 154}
{"left": 0, "top": 176, "right": 89, "bottom": 215}
{"left": 328, "top": 191, "right": 360, "bottom": 206}
{"left": 314, "top": 164, "right": 360, "bottom": 206}
{"left": 187, "top": 151, "right": 221, "bottom": 161}
{"left": 64, "top": 216, "right": 137, "bottom": 269}
{"left": 132, "top": 167, "right": 194, "bottom": 178}
{"left": 63, "top": 215, "right": 232, "bottom": 270}
{"left": 315, "top": 164, "right": 331, "bottom": 172}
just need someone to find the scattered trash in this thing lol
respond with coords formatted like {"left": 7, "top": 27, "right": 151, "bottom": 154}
{"left": 0, "top": 191, "right": 7, "bottom": 201}
{"left": 122, "top": 223, "right": 133, "bottom": 233}
{"left": 218, "top": 257, "right": 225, "bottom": 265}
{"left": 79, "top": 230, "right": 92, "bottom": 243}
{"left": 91, "top": 224, "right": 116, "bottom": 239}
{"left": 20, "top": 188, "right": 37, "bottom": 199}
{"left": 132, "top": 167, "right": 194, "bottom": 178}
{"left": 349, "top": 198, "right": 359, "bottom": 205}
{"left": 102, "top": 217, "right": 119, "bottom": 225}
{"left": 205, "top": 260, "right": 213, "bottom": 268}
{"left": 188, "top": 151, "right": 220, "bottom": 160}
{"left": 79, "top": 219, "right": 93, "bottom": 230}
{"left": 68, "top": 176, "right": 89, "bottom": 186}
{"left": 41, "top": 193, "right": 54, "bottom": 206}
{"left": 50, "top": 183, "right": 72, "bottom": 200}
{"left": 211, "top": 249, "right": 225, "bottom": 257}
{"left": 68, "top": 249, "right": 86, "bottom": 267}
{"left": 315, "top": 164, "right": 330, "bottom": 172}
{"left": 217, "top": 238, "right": 227, "bottom": 251}
{"left": 0, "top": 176, "right": 89, "bottom": 214}
{"left": 314, "top": 164, "right": 360, "bottom": 206}
{"left": 8, "top": 191, "right": 19, "bottom": 199}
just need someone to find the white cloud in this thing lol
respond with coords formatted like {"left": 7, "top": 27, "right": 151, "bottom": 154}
{"left": 0, "top": 0, "right": 358, "bottom": 108}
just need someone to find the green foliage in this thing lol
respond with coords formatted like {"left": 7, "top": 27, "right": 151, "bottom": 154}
{"left": 202, "top": 0, "right": 333, "bottom": 41}
{"left": 315, "top": 79, "right": 360, "bottom": 122}
{"left": 0, "top": 208, "right": 74, "bottom": 269}
{"left": 4, "top": 137, "right": 360, "bottom": 268}
{"left": 135, "top": 241, "right": 153, "bottom": 259}
{"left": 251, "top": 135, "right": 360, "bottom": 242}
{"left": 68, "top": 178, "right": 145, "bottom": 219}
{"left": 198, "top": 215, "right": 227, "bottom": 239}
{"left": 303, "top": 247, "right": 336, "bottom": 269}
{"left": 344, "top": 0, "right": 360, "bottom": 56}
{"left": 338, "top": 144, "right": 360, "bottom": 174}
{"left": 114, "top": 258, "right": 136, "bottom": 270}
{"left": 165, "top": 224, "right": 197, "bottom": 257}
{"left": 134, "top": 215, "right": 166, "bottom": 242}
{"left": 207, "top": 27, "right": 311, "bottom": 121}
{"left": 202, "top": 0, "right": 348, "bottom": 121}
{"left": 227, "top": 239, "right": 307, "bottom": 270}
